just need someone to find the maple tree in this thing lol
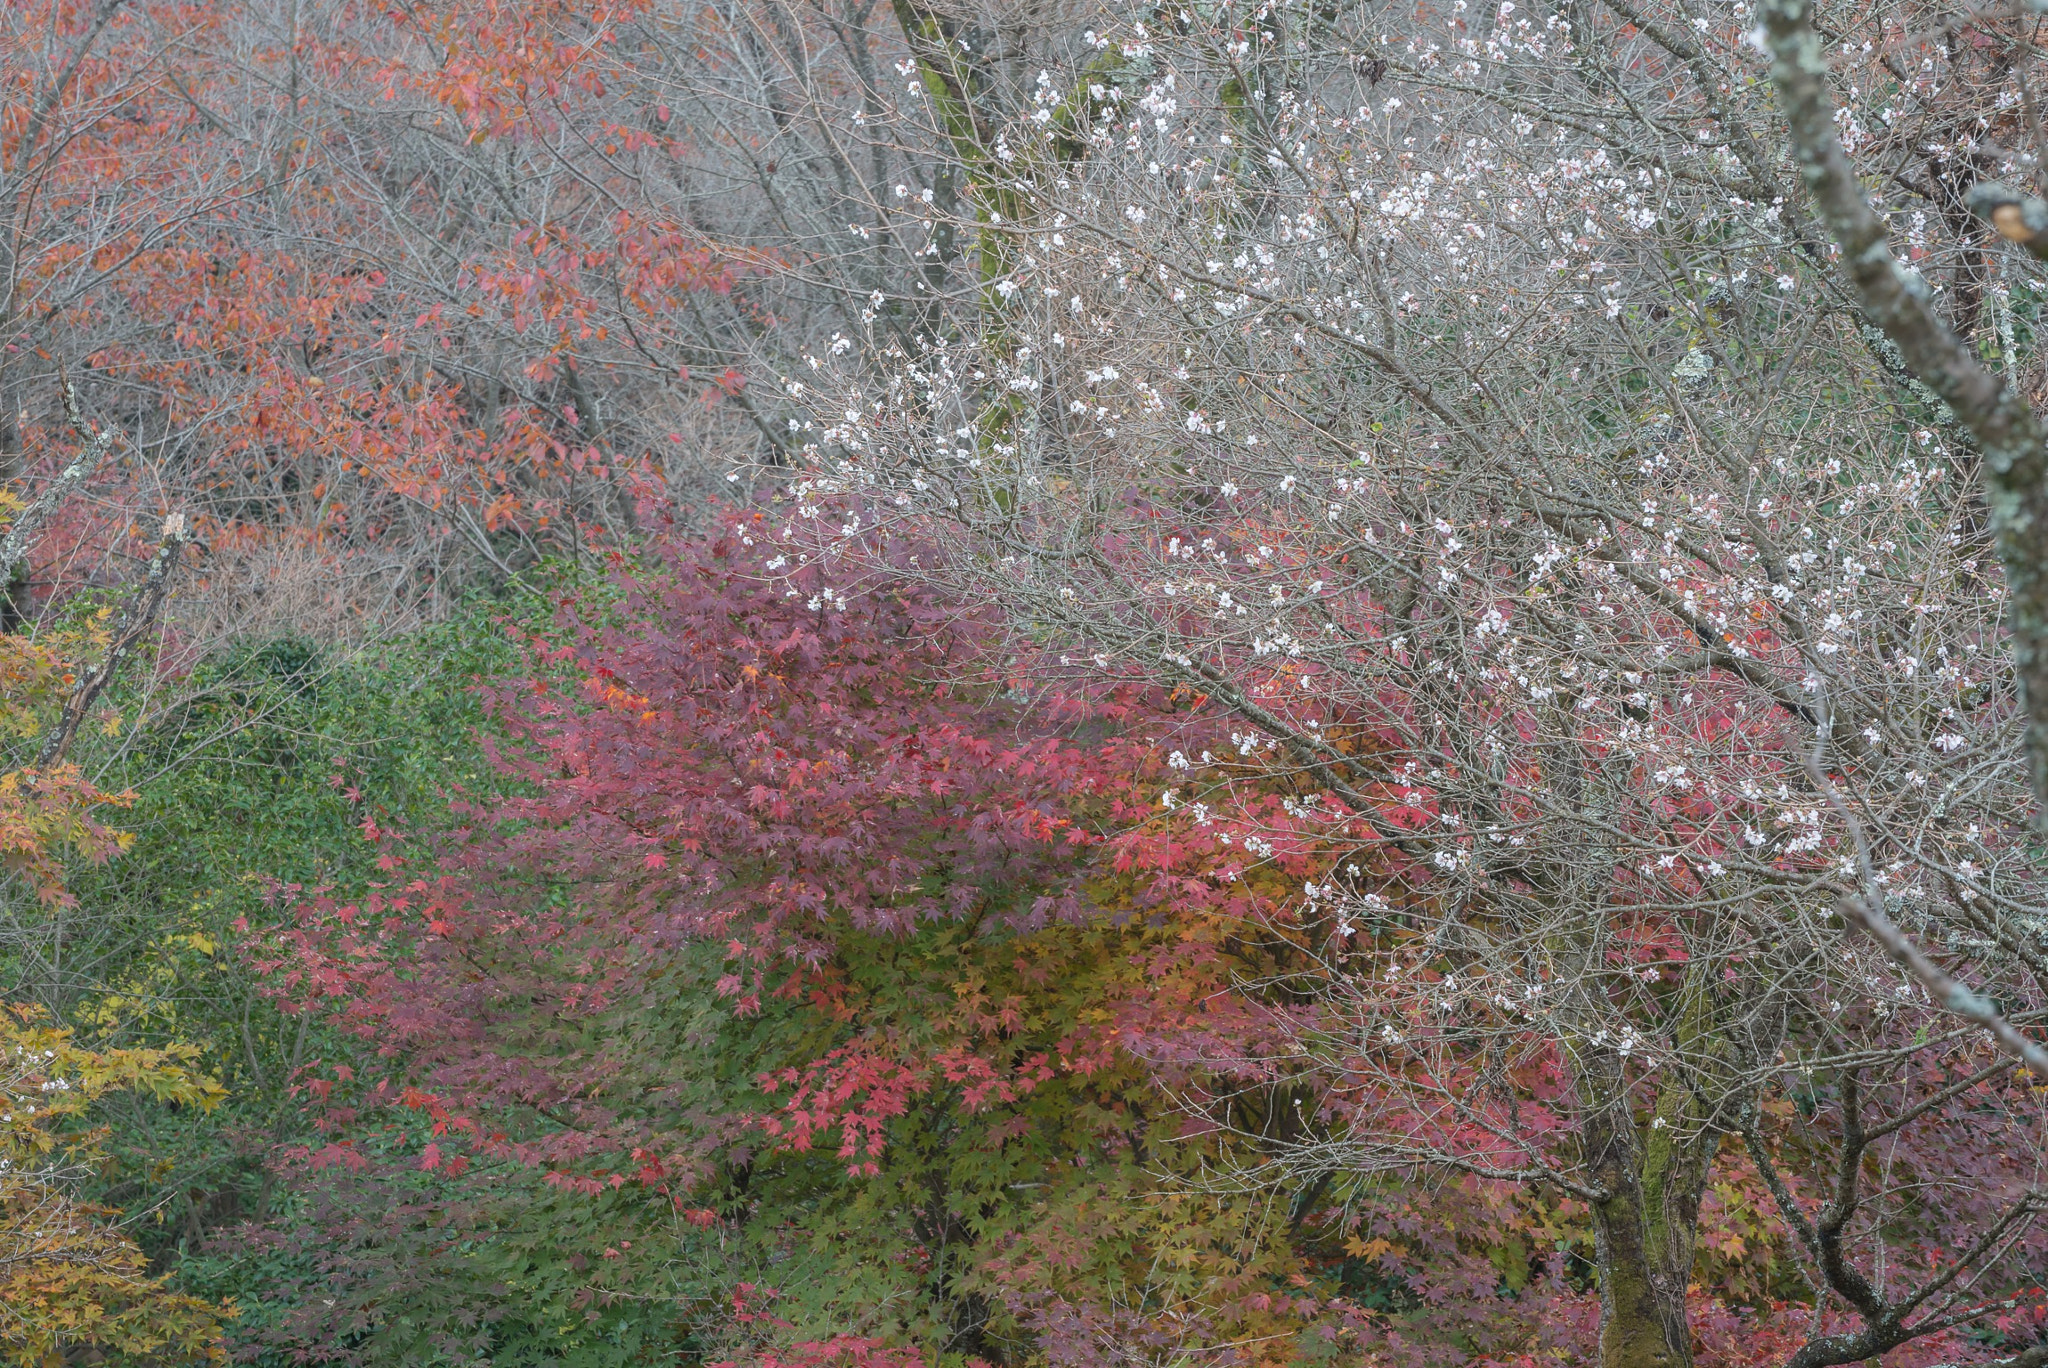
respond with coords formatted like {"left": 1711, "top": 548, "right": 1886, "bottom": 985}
{"left": 253, "top": 519, "right": 1322, "bottom": 1364}
{"left": 0, "top": 1005, "right": 229, "bottom": 1366}
{"left": 4, "top": 0, "right": 781, "bottom": 633}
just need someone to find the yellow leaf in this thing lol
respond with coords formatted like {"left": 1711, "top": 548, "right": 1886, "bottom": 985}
{"left": 1342, "top": 1236, "right": 1394, "bottom": 1263}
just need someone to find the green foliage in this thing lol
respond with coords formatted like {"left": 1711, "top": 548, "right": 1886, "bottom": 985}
{"left": 13, "top": 574, "right": 574, "bottom": 1335}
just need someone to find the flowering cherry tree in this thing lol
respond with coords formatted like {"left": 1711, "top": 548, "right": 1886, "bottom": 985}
{"left": 774, "top": 0, "right": 2048, "bottom": 1360}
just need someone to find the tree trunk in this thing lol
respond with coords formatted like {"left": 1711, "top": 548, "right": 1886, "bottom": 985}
{"left": 1589, "top": 1173, "right": 1695, "bottom": 1368}
{"left": 1581, "top": 1054, "right": 1718, "bottom": 1368}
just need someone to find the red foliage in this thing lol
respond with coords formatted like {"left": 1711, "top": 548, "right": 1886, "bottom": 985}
{"left": 255, "top": 512, "right": 2048, "bottom": 1365}
{"left": 3, "top": 0, "right": 771, "bottom": 614}
{"left": 710, "top": 1335, "right": 945, "bottom": 1368}
{"left": 265, "top": 515, "right": 1124, "bottom": 1174}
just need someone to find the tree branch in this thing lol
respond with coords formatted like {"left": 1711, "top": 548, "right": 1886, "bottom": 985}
{"left": 0, "top": 379, "right": 118, "bottom": 587}
{"left": 1763, "top": 0, "right": 2048, "bottom": 813}
{"left": 1838, "top": 893, "right": 2048, "bottom": 1081}
{"left": 35, "top": 512, "right": 189, "bottom": 768}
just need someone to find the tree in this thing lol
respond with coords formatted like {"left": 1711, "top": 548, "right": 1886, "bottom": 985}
{"left": 0, "top": 382, "right": 229, "bottom": 1364}
{"left": 258, "top": 519, "right": 1374, "bottom": 1366}
{"left": 780, "top": 0, "right": 2048, "bottom": 1361}
{"left": 8, "top": 0, "right": 788, "bottom": 624}
{"left": 19, "top": 0, "right": 2048, "bottom": 1361}
{"left": 1762, "top": 0, "right": 2048, "bottom": 820}
{"left": 0, "top": 1004, "right": 229, "bottom": 1366}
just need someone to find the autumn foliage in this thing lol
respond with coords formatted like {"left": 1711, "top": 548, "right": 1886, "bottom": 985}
{"left": 261, "top": 519, "right": 1344, "bottom": 1362}
{"left": 0, "top": 1007, "right": 229, "bottom": 1366}
{"left": 9, "top": 0, "right": 2048, "bottom": 1359}
{"left": 3, "top": 0, "right": 768, "bottom": 631}
{"left": 229, "top": 512, "right": 2035, "bottom": 1367}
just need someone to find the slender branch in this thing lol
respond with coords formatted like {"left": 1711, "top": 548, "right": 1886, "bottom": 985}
{"left": 1925, "top": 1344, "right": 2048, "bottom": 1368}
{"left": 1895, "top": 1190, "right": 2047, "bottom": 1319}
{"left": 1838, "top": 893, "right": 2048, "bottom": 1081}
{"left": 1743, "top": 1123, "right": 1820, "bottom": 1259}
{"left": 35, "top": 512, "right": 189, "bottom": 768}
{"left": 1860, "top": 1056, "right": 2014, "bottom": 1144}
